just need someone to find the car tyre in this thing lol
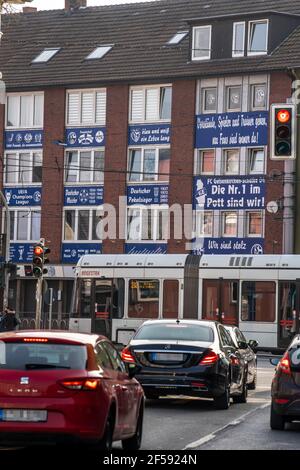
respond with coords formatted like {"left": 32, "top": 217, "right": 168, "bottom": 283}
{"left": 122, "top": 406, "right": 143, "bottom": 451}
{"left": 233, "top": 377, "right": 248, "bottom": 404}
{"left": 214, "top": 378, "right": 231, "bottom": 410}
{"left": 248, "top": 369, "right": 257, "bottom": 390}
{"left": 270, "top": 403, "right": 285, "bottom": 431}
{"left": 99, "top": 414, "right": 114, "bottom": 451}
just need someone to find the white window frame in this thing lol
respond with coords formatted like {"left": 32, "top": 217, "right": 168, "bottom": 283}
{"left": 66, "top": 88, "right": 107, "bottom": 127}
{"left": 250, "top": 83, "right": 268, "bottom": 111}
{"left": 223, "top": 149, "right": 240, "bottom": 175}
{"left": 201, "top": 87, "right": 218, "bottom": 114}
{"left": 221, "top": 212, "right": 238, "bottom": 237}
{"left": 129, "top": 84, "right": 172, "bottom": 123}
{"left": 127, "top": 146, "right": 170, "bottom": 183}
{"left": 195, "top": 149, "right": 215, "bottom": 175}
{"left": 247, "top": 19, "right": 269, "bottom": 57}
{"left": 194, "top": 210, "right": 213, "bottom": 238}
{"left": 126, "top": 205, "right": 169, "bottom": 242}
{"left": 226, "top": 85, "right": 242, "bottom": 112}
{"left": 63, "top": 207, "right": 104, "bottom": 242}
{"left": 248, "top": 147, "right": 265, "bottom": 174}
{"left": 192, "top": 25, "right": 212, "bottom": 61}
{"left": 246, "top": 210, "right": 264, "bottom": 238}
{"left": 64, "top": 148, "right": 105, "bottom": 184}
{"left": 6, "top": 92, "right": 44, "bottom": 129}
{"left": 232, "top": 22, "right": 245, "bottom": 58}
{"left": 4, "top": 150, "right": 43, "bottom": 186}
{"left": 7, "top": 209, "right": 41, "bottom": 242}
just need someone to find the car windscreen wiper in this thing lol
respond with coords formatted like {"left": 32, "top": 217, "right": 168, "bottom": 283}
{"left": 25, "top": 363, "right": 71, "bottom": 370}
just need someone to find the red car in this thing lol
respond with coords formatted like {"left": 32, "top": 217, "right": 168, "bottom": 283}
{"left": 0, "top": 330, "right": 144, "bottom": 451}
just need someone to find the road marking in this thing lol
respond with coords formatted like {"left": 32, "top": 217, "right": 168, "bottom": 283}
{"left": 183, "top": 403, "right": 270, "bottom": 450}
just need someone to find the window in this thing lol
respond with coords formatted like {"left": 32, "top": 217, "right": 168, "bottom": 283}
{"left": 224, "top": 149, "right": 239, "bottom": 174}
{"left": 251, "top": 84, "right": 267, "bottom": 110}
{"left": 135, "top": 322, "right": 214, "bottom": 341}
{"left": 196, "top": 149, "right": 215, "bottom": 175}
{"left": 222, "top": 212, "right": 238, "bottom": 237}
{"left": 127, "top": 207, "right": 168, "bottom": 241}
{"left": 5, "top": 151, "right": 42, "bottom": 185}
{"left": 128, "top": 279, "right": 159, "bottom": 319}
{"left": 6, "top": 93, "right": 44, "bottom": 128}
{"left": 65, "top": 150, "right": 104, "bottom": 183}
{"left": 86, "top": 45, "right": 113, "bottom": 60}
{"left": 163, "top": 280, "right": 179, "bottom": 318}
{"left": 32, "top": 48, "right": 60, "bottom": 64}
{"left": 95, "top": 343, "right": 112, "bottom": 370}
{"left": 241, "top": 281, "right": 275, "bottom": 322}
{"left": 64, "top": 208, "right": 103, "bottom": 241}
{"left": 130, "top": 85, "right": 172, "bottom": 122}
{"left": 202, "top": 88, "right": 217, "bottom": 113}
{"left": 226, "top": 86, "right": 242, "bottom": 111}
{"left": 9, "top": 210, "right": 41, "bottom": 241}
{"left": 194, "top": 211, "right": 213, "bottom": 237}
{"left": 232, "top": 22, "right": 245, "bottom": 57}
{"left": 66, "top": 89, "right": 106, "bottom": 126}
{"left": 246, "top": 211, "right": 263, "bottom": 237}
{"left": 102, "top": 342, "right": 126, "bottom": 372}
{"left": 167, "top": 31, "right": 188, "bottom": 45}
{"left": 202, "top": 279, "right": 239, "bottom": 325}
{"left": 192, "top": 25, "right": 211, "bottom": 60}
{"left": 249, "top": 148, "right": 265, "bottom": 174}
{"left": 248, "top": 20, "right": 268, "bottom": 56}
{"left": 128, "top": 147, "right": 170, "bottom": 182}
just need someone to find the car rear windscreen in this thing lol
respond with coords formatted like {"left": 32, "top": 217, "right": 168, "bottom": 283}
{"left": 0, "top": 342, "right": 88, "bottom": 370}
{"left": 135, "top": 324, "right": 214, "bottom": 342}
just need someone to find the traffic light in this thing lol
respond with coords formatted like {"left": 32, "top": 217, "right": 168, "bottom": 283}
{"left": 32, "top": 242, "right": 51, "bottom": 278}
{"left": 270, "top": 104, "right": 296, "bottom": 160}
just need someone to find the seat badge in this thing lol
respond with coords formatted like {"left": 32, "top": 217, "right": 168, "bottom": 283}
{"left": 20, "top": 377, "right": 29, "bottom": 385}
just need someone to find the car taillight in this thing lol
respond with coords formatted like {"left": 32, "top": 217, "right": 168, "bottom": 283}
{"left": 278, "top": 352, "right": 291, "bottom": 375}
{"left": 121, "top": 347, "right": 135, "bottom": 363}
{"left": 60, "top": 379, "right": 100, "bottom": 390}
{"left": 199, "top": 350, "right": 219, "bottom": 365}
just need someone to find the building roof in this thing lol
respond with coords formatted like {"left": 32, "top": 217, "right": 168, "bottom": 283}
{"left": 1, "top": 0, "right": 300, "bottom": 90}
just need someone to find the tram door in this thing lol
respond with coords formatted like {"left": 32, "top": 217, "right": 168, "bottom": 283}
{"left": 202, "top": 279, "right": 239, "bottom": 326}
{"left": 93, "top": 280, "right": 113, "bottom": 338}
{"left": 278, "top": 281, "right": 300, "bottom": 349}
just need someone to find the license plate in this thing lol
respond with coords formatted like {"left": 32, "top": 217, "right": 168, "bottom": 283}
{"left": 152, "top": 353, "right": 184, "bottom": 362}
{"left": 0, "top": 409, "right": 47, "bottom": 422}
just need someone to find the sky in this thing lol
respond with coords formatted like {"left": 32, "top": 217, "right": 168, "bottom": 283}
{"left": 16, "top": 0, "right": 156, "bottom": 10}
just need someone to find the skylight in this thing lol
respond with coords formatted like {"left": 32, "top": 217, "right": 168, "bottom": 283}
{"left": 167, "top": 31, "right": 188, "bottom": 45}
{"left": 32, "top": 48, "right": 60, "bottom": 64}
{"left": 86, "top": 45, "right": 113, "bottom": 60}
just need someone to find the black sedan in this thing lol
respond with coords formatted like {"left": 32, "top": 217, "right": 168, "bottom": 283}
{"left": 121, "top": 319, "right": 248, "bottom": 410}
{"left": 270, "top": 334, "right": 300, "bottom": 430}
{"left": 224, "top": 325, "right": 258, "bottom": 390}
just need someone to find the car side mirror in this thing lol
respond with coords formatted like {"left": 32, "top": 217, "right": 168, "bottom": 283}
{"left": 270, "top": 357, "right": 280, "bottom": 367}
{"left": 238, "top": 341, "right": 248, "bottom": 350}
{"left": 126, "top": 363, "right": 141, "bottom": 379}
{"left": 248, "top": 340, "right": 258, "bottom": 352}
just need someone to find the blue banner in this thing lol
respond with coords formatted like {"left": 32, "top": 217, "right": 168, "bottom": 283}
{"left": 64, "top": 186, "right": 104, "bottom": 206}
{"left": 10, "top": 243, "right": 34, "bottom": 263}
{"left": 127, "top": 184, "right": 169, "bottom": 205}
{"left": 5, "top": 130, "right": 43, "bottom": 149}
{"left": 195, "top": 111, "right": 268, "bottom": 148}
{"left": 193, "top": 238, "right": 264, "bottom": 255}
{"left": 4, "top": 187, "right": 42, "bottom": 207}
{"left": 62, "top": 243, "right": 102, "bottom": 264}
{"left": 128, "top": 124, "right": 171, "bottom": 145}
{"left": 125, "top": 244, "right": 167, "bottom": 254}
{"left": 193, "top": 176, "right": 265, "bottom": 210}
{"left": 66, "top": 127, "right": 106, "bottom": 148}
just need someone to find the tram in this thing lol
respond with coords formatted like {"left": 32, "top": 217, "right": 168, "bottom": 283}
{"left": 70, "top": 254, "right": 300, "bottom": 352}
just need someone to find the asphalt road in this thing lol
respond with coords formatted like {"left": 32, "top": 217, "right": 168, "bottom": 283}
{"left": 0, "top": 356, "right": 299, "bottom": 455}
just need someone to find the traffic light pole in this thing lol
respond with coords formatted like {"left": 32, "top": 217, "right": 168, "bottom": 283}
{"left": 35, "top": 276, "right": 43, "bottom": 329}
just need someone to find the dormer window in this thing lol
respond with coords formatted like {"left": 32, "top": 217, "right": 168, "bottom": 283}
{"left": 232, "top": 22, "right": 245, "bottom": 57}
{"left": 248, "top": 20, "right": 268, "bottom": 56}
{"left": 192, "top": 25, "right": 211, "bottom": 61}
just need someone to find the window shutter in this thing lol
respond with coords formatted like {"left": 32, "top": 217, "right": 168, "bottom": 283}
{"left": 131, "top": 89, "right": 144, "bottom": 122}
{"left": 95, "top": 91, "right": 107, "bottom": 124}
{"left": 81, "top": 92, "right": 94, "bottom": 124}
{"left": 67, "top": 93, "right": 80, "bottom": 125}
{"left": 146, "top": 88, "right": 159, "bottom": 121}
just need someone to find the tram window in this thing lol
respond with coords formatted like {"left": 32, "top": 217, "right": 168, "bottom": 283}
{"left": 163, "top": 280, "right": 179, "bottom": 318}
{"left": 112, "top": 279, "right": 125, "bottom": 319}
{"left": 128, "top": 279, "right": 159, "bottom": 319}
{"left": 279, "top": 282, "right": 296, "bottom": 341}
{"left": 241, "top": 281, "right": 275, "bottom": 322}
{"left": 202, "top": 280, "right": 238, "bottom": 325}
{"left": 79, "top": 279, "right": 92, "bottom": 318}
